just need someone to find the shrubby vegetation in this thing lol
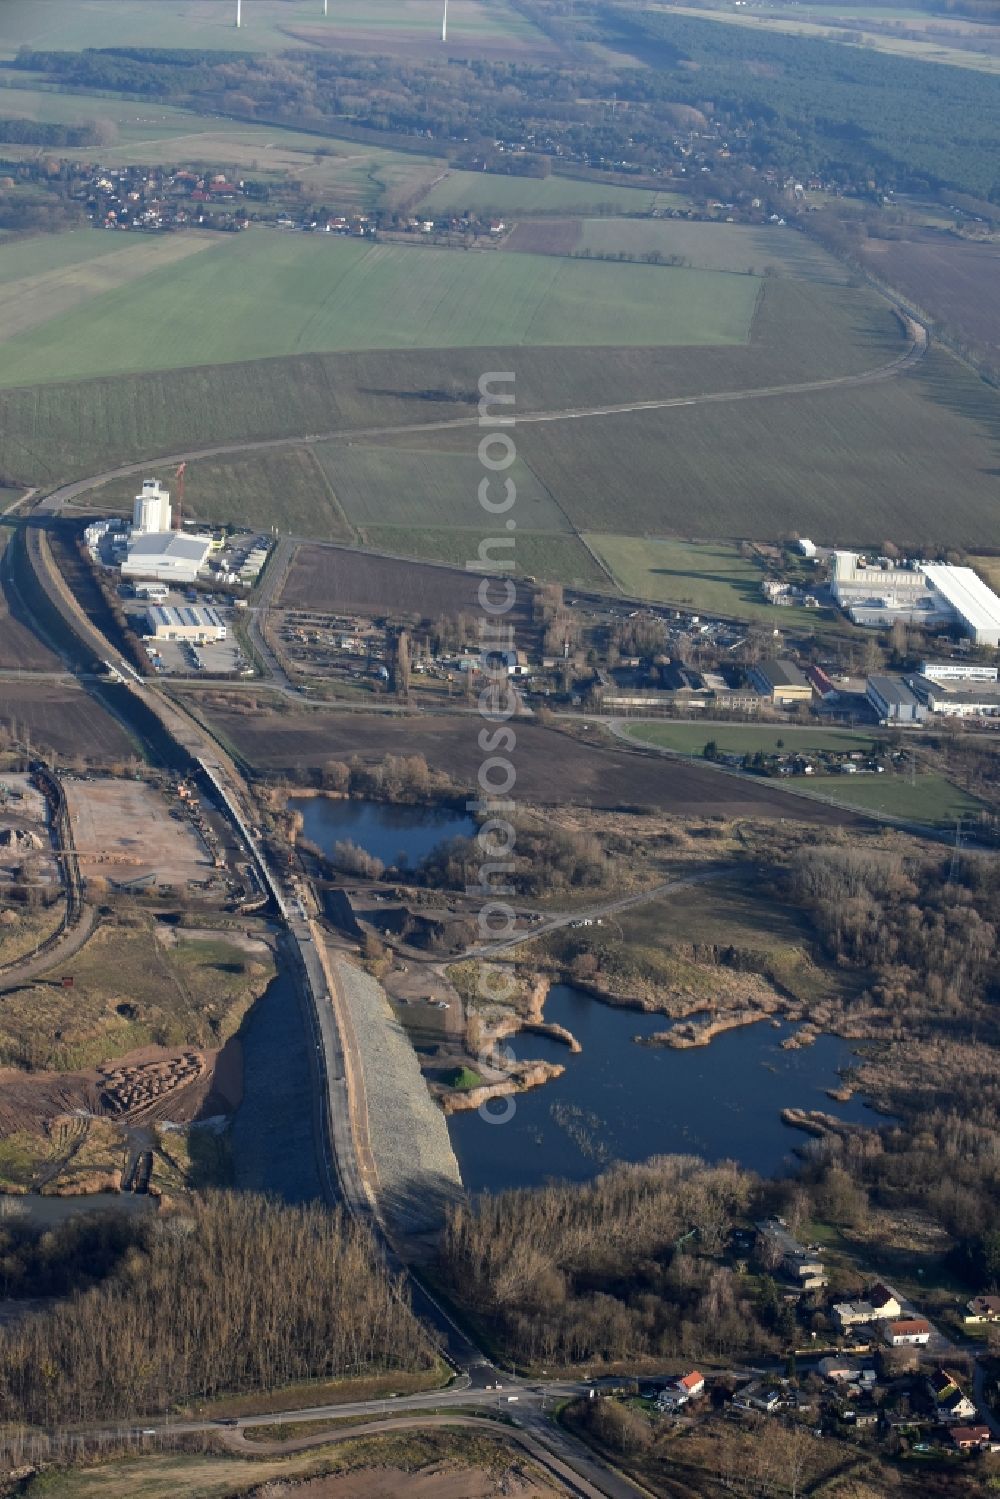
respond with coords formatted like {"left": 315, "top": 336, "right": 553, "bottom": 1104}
{"left": 319, "top": 753, "right": 463, "bottom": 806}
{"left": 437, "top": 1156, "right": 777, "bottom": 1364}
{"left": 418, "top": 819, "right": 609, "bottom": 897}
{"left": 0, "top": 1194, "right": 430, "bottom": 1425}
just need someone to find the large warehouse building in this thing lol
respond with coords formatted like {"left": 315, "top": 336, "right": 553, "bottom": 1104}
{"left": 832, "top": 553, "right": 1000, "bottom": 646}
{"left": 919, "top": 565, "right": 1000, "bottom": 648}
{"left": 144, "top": 605, "right": 227, "bottom": 644}
{"left": 122, "top": 531, "right": 213, "bottom": 586}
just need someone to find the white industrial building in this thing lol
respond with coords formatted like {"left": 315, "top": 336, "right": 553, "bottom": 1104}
{"left": 144, "top": 604, "right": 227, "bottom": 644}
{"left": 920, "top": 660, "right": 998, "bottom": 683}
{"left": 132, "top": 479, "right": 172, "bottom": 535}
{"left": 924, "top": 684, "right": 1000, "bottom": 719}
{"left": 920, "top": 565, "right": 1000, "bottom": 648}
{"left": 122, "top": 531, "right": 213, "bottom": 586}
{"left": 833, "top": 553, "right": 1000, "bottom": 646}
{"left": 831, "top": 552, "right": 928, "bottom": 604}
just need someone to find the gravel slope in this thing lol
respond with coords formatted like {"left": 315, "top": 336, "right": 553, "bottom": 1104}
{"left": 334, "top": 958, "right": 463, "bottom": 1234}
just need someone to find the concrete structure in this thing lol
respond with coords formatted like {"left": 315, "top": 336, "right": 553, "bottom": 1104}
{"left": 134, "top": 581, "right": 168, "bottom": 602}
{"left": 866, "top": 674, "right": 927, "bottom": 724}
{"left": 921, "top": 564, "right": 1000, "bottom": 647}
{"left": 818, "top": 1356, "right": 863, "bottom": 1383}
{"left": 798, "top": 538, "right": 817, "bottom": 558}
{"left": 144, "top": 604, "right": 227, "bottom": 644}
{"left": 920, "top": 660, "right": 999, "bottom": 684}
{"left": 832, "top": 551, "right": 927, "bottom": 605}
{"left": 122, "top": 531, "right": 213, "bottom": 585}
{"left": 132, "top": 479, "right": 172, "bottom": 535}
{"left": 748, "top": 659, "right": 812, "bottom": 704}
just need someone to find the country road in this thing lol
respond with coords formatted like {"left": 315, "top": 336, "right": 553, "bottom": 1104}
{"left": 38, "top": 307, "right": 927, "bottom": 519}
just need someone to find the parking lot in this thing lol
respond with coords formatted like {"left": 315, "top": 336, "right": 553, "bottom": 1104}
{"left": 122, "top": 591, "right": 250, "bottom": 678}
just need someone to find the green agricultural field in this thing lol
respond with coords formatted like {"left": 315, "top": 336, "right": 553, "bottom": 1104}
{"left": 317, "top": 441, "right": 571, "bottom": 532}
{"left": 801, "top": 772, "right": 983, "bottom": 824}
{"left": 0, "top": 231, "right": 217, "bottom": 345}
{"left": 417, "top": 170, "right": 683, "bottom": 217}
{"left": 626, "top": 722, "right": 876, "bottom": 757}
{"left": 586, "top": 534, "right": 830, "bottom": 625}
{"left": 970, "top": 556, "right": 1000, "bottom": 592}
{"left": 625, "top": 721, "right": 979, "bottom": 825}
{"left": 361, "top": 527, "right": 608, "bottom": 585}
{"left": 573, "top": 218, "right": 848, "bottom": 281}
{"left": 0, "top": 0, "right": 546, "bottom": 58}
{"left": 650, "top": 2, "right": 1000, "bottom": 75}
{"left": 515, "top": 347, "right": 1000, "bottom": 547}
{"left": 0, "top": 233, "right": 760, "bottom": 387}
{"left": 87, "top": 448, "right": 353, "bottom": 541}
{"left": 0, "top": 275, "right": 898, "bottom": 491}
{"left": 0, "top": 229, "right": 146, "bottom": 287}
{"left": 0, "top": 84, "right": 244, "bottom": 142}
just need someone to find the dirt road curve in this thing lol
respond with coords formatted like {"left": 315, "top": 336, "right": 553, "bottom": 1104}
{"left": 220, "top": 1412, "right": 639, "bottom": 1499}
{"left": 38, "top": 310, "right": 927, "bottom": 516}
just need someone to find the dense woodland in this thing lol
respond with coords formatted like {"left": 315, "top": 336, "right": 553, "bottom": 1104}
{"left": 0, "top": 1194, "right": 430, "bottom": 1425}
{"left": 437, "top": 1156, "right": 780, "bottom": 1364}
{"left": 11, "top": 3, "right": 1000, "bottom": 202}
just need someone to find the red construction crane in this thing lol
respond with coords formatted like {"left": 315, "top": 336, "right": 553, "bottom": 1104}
{"left": 175, "top": 462, "right": 186, "bottom": 529}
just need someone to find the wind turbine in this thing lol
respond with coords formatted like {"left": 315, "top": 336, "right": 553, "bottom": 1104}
{"left": 441, "top": 0, "right": 448, "bottom": 42}
{"left": 235, "top": 0, "right": 242, "bottom": 27}
{"left": 323, "top": 0, "right": 328, "bottom": 14}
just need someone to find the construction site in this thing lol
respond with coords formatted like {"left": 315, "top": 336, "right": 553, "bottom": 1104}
{"left": 62, "top": 775, "right": 221, "bottom": 893}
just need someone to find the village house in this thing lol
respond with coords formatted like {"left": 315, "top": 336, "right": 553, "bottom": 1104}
{"left": 756, "top": 1219, "right": 828, "bottom": 1290}
{"left": 950, "top": 1425, "right": 994, "bottom": 1452}
{"left": 834, "top": 1284, "right": 901, "bottom": 1331}
{"left": 733, "top": 1380, "right": 781, "bottom": 1414}
{"left": 965, "top": 1295, "right": 1000, "bottom": 1323}
{"left": 884, "top": 1318, "right": 931, "bottom": 1347}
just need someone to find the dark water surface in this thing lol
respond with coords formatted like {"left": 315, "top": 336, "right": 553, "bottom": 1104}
{"left": 449, "top": 984, "right": 874, "bottom": 1192}
{"left": 292, "top": 796, "right": 476, "bottom": 869}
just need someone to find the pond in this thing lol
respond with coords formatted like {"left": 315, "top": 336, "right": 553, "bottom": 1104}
{"left": 448, "top": 984, "right": 876, "bottom": 1192}
{"left": 291, "top": 796, "right": 476, "bottom": 870}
